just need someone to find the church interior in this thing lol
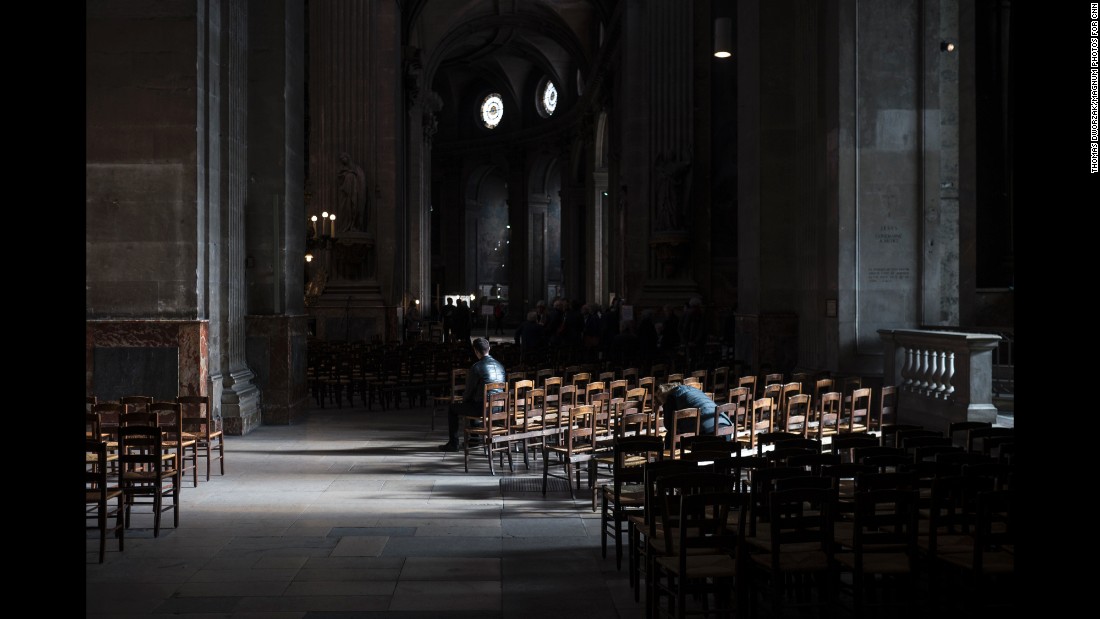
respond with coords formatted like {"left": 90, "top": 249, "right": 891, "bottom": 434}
{"left": 86, "top": 0, "right": 1017, "bottom": 614}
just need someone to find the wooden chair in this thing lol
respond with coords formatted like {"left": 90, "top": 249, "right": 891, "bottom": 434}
{"left": 881, "top": 423, "right": 924, "bottom": 448}
{"left": 777, "top": 382, "right": 803, "bottom": 429}
{"left": 622, "top": 367, "right": 641, "bottom": 390}
{"left": 86, "top": 439, "right": 124, "bottom": 563}
{"left": 651, "top": 490, "right": 750, "bottom": 618}
{"left": 812, "top": 377, "right": 835, "bottom": 412}
{"left": 948, "top": 420, "right": 993, "bottom": 450}
{"left": 782, "top": 392, "right": 813, "bottom": 437}
{"left": 177, "top": 395, "right": 225, "bottom": 481}
{"left": 828, "top": 434, "right": 879, "bottom": 463}
{"left": 815, "top": 391, "right": 844, "bottom": 441}
{"left": 835, "top": 488, "right": 921, "bottom": 618}
{"left": 463, "top": 384, "right": 513, "bottom": 475}
{"left": 628, "top": 459, "right": 703, "bottom": 602}
{"left": 934, "top": 489, "right": 1015, "bottom": 611}
{"left": 966, "top": 427, "right": 1014, "bottom": 456}
{"left": 845, "top": 387, "right": 873, "bottom": 434}
{"left": 542, "top": 403, "right": 598, "bottom": 500}
{"left": 748, "top": 397, "right": 776, "bottom": 452}
{"left": 748, "top": 486, "right": 839, "bottom": 618}
{"left": 431, "top": 367, "right": 467, "bottom": 431}
{"left": 737, "top": 374, "right": 758, "bottom": 402}
{"left": 666, "top": 407, "right": 701, "bottom": 459}
{"left": 711, "top": 366, "right": 730, "bottom": 404}
{"left": 150, "top": 401, "right": 199, "bottom": 488}
{"left": 763, "top": 372, "right": 785, "bottom": 389}
{"left": 120, "top": 394, "right": 154, "bottom": 414}
{"left": 646, "top": 471, "right": 739, "bottom": 618}
{"left": 117, "top": 424, "right": 181, "bottom": 537}
{"left": 877, "top": 385, "right": 898, "bottom": 432}
{"left": 507, "top": 379, "right": 538, "bottom": 468}
{"left": 599, "top": 435, "right": 664, "bottom": 570}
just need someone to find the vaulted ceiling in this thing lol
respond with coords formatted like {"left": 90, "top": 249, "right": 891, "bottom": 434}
{"left": 404, "top": 0, "right": 613, "bottom": 144}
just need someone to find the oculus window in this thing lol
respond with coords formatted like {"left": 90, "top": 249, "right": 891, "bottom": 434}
{"left": 540, "top": 80, "right": 557, "bottom": 116}
{"left": 481, "top": 93, "right": 503, "bottom": 129}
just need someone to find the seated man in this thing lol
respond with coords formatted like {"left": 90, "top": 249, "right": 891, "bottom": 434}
{"left": 439, "top": 337, "right": 506, "bottom": 452}
{"left": 654, "top": 381, "right": 733, "bottom": 446}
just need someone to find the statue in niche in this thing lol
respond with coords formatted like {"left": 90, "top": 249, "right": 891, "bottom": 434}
{"left": 655, "top": 152, "right": 692, "bottom": 231}
{"left": 336, "top": 152, "right": 367, "bottom": 232}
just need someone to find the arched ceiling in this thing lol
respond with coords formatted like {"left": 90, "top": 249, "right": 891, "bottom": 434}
{"left": 405, "top": 0, "right": 611, "bottom": 143}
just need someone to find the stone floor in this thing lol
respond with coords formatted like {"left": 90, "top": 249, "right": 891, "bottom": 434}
{"left": 87, "top": 395, "right": 1015, "bottom": 618}
{"left": 87, "top": 400, "right": 644, "bottom": 618}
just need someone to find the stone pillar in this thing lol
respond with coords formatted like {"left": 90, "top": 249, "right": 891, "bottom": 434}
{"left": 636, "top": 0, "right": 699, "bottom": 309}
{"left": 243, "top": 0, "right": 309, "bottom": 428}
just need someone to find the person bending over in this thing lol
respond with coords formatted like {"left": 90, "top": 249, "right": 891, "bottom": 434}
{"left": 439, "top": 337, "right": 506, "bottom": 452}
{"left": 654, "top": 381, "right": 733, "bottom": 447}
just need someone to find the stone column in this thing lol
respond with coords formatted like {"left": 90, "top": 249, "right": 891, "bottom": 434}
{"left": 636, "top": 0, "right": 699, "bottom": 308}
{"left": 218, "top": 0, "right": 262, "bottom": 434}
{"left": 243, "top": 0, "right": 309, "bottom": 428}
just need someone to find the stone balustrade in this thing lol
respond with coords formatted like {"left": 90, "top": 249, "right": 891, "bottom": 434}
{"left": 878, "top": 329, "right": 1002, "bottom": 434}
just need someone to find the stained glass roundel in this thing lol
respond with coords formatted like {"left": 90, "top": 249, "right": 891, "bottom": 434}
{"left": 541, "top": 81, "right": 557, "bottom": 115}
{"left": 481, "top": 93, "right": 503, "bottom": 129}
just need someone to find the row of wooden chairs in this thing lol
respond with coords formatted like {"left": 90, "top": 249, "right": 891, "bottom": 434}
{"left": 86, "top": 394, "right": 226, "bottom": 562}
{"left": 612, "top": 444, "right": 1014, "bottom": 617}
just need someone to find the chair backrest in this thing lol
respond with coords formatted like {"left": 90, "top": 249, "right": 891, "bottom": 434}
{"left": 622, "top": 367, "right": 640, "bottom": 390}
{"left": 617, "top": 402, "right": 652, "bottom": 438}
{"left": 91, "top": 402, "right": 125, "bottom": 439}
{"left": 450, "top": 368, "right": 469, "bottom": 400}
{"left": 608, "top": 379, "right": 629, "bottom": 402}
{"left": 966, "top": 426, "right": 1015, "bottom": 456}
{"left": 562, "top": 404, "right": 597, "bottom": 455}
{"left": 947, "top": 421, "right": 993, "bottom": 450}
{"left": 925, "top": 474, "right": 995, "bottom": 555}
{"left": 509, "top": 379, "right": 535, "bottom": 428}
{"left": 783, "top": 393, "right": 813, "bottom": 436}
{"left": 778, "top": 382, "right": 802, "bottom": 422}
{"left": 120, "top": 395, "right": 154, "bottom": 415}
{"left": 878, "top": 385, "right": 898, "bottom": 430}
{"left": 668, "top": 407, "right": 701, "bottom": 458}
{"left": 813, "top": 378, "right": 835, "bottom": 408}
{"left": 711, "top": 366, "right": 730, "bottom": 403}
{"left": 117, "top": 423, "right": 170, "bottom": 473}
{"left": 712, "top": 402, "right": 739, "bottom": 441}
{"left": 654, "top": 471, "right": 738, "bottom": 541}
{"left": 738, "top": 375, "right": 758, "bottom": 401}
{"left": 829, "top": 434, "right": 880, "bottom": 462}
{"left": 816, "top": 391, "right": 843, "bottom": 438}
{"left": 149, "top": 401, "right": 184, "bottom": 442}
{"left": 584, "top": 380, "right": 607, "bottom": 405}
{"left": 846, "top": 387, "right": 873, "bottom": 433}
{"left": 611, "top": 435, "right": 665, "bottom": 494}
{"left": 750, "top": 397, "right": 775, "bottom": 449}
{"left": 767, "top": 486, "right": 836, "bottom": 553}
{"left": 177, "top": 394, "right": 219, "bottom": 439}
{"left": 849, "top": 488, "right": 920, "bottom": 567}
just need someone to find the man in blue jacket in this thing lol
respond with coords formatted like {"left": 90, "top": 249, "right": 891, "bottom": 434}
{"left": 439, "top": 337, "right": 506, "bottom": 452}
{"left": 654, "top": 381, "right": 733, "bottom": 447}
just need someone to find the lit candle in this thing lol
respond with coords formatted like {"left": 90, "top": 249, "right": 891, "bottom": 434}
{"left": 330, "top": 214, "right": 336, "bottom": 239}
{"left": 310, "top": 215, "right": 318, "bottom": 235}
{"left": 321, "top": 212, "right": 329, "bottom": 236}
